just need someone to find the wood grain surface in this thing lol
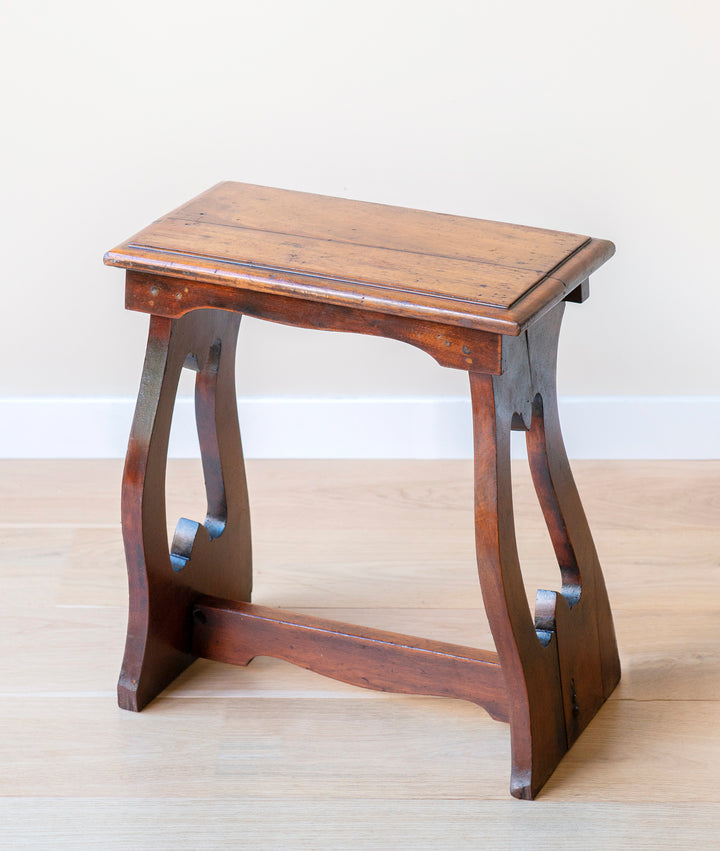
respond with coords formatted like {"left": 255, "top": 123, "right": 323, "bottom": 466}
{"left": 1, "top": 460, "right": 718, "bottom": 847}
{"left": 105, "top": 182, "right": 615, "bottom": 334}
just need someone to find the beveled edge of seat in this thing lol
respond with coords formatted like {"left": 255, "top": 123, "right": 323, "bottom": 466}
{"left": 105, "top": 235, "right": 613, "bottom": 336}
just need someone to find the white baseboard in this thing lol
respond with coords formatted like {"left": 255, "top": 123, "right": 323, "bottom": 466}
{"left": 0, "top": 396, "right": 718, "bottom": 459}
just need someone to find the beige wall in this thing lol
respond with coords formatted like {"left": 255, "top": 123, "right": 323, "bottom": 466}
{"left": 2, "top": 0, "right": 718, "bottom": 402}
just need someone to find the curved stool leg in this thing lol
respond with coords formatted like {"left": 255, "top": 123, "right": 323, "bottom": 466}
{"left": 119, "top": 308, "right": 252, "bottom": 711}
{"left": 469, "top": 303, "right": 620, "bottom": 799}
{"left": 525, "top": 307, "right": 621, "bottom": 744}
{"left": 470, "top": 370, "right": 567, "bottom": 800}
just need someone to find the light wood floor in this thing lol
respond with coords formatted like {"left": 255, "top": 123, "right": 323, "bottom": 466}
{"left": 1, "top": 459, "right": 718, "bottom": 849}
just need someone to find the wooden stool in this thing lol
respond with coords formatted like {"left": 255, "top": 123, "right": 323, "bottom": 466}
{"left": 104, "top": 183, "right": 620, "bottom": 799}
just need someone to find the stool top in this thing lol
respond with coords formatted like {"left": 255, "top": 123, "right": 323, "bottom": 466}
{"left": 105, "top": 182, "right": 614, "bottom": 335}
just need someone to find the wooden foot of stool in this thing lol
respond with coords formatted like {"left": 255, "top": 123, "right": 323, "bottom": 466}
{"left": 107, "top": 182, "right": 620, "bottom": 798}
{"left": 469, "top": 305, "right": 619, "bottom": 798}
{"left": 119, "top": 308, "right": 252, "bottom": 711}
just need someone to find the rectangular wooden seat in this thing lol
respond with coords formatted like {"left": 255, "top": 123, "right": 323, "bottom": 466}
{"left": 105, "top": 183, "right": 620, "bottom": 800}
{"left": 105, "top": 182, "right": 613, "bottom": 334}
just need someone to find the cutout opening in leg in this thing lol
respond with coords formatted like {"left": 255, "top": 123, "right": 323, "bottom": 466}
{"left": 165, "top": 360, "right": 211, "bottom": 570}
{"left": 510, "top": 453, "right": 564, "bottom": 625}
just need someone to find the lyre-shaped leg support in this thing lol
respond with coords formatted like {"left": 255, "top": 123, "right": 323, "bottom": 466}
{"left": 119, "top": 308, "right": 252, "bottom": 711}
{"left": 469, "top": 303, "right": 620, "bottom": 799}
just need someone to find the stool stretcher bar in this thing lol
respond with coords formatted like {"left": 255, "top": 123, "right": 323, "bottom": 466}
{"left": 192, "top": 597, "right": 510, "bottom": 722}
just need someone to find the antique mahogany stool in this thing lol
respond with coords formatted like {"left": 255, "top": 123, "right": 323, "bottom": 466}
{"left": 104, "top": 182, "right": 620, "bottom": 799}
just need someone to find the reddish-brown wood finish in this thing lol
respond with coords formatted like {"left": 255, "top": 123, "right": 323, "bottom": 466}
{"left": 192, "top": 597, "right": 509, "bottom": 723}
{"left": 107, "top": 183, "right": 619, "bottom": 799}
{"left": 119, "top": 309, "right": 252, "bottom": 711}
{"left": 124, "top": 270, "right": 504, "bottom": 374}
{"left": 469, "top": 305, "right": 619, "bottom": 799}
{"left": 105, "top": 182, "right": 614, "bottom": 336}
